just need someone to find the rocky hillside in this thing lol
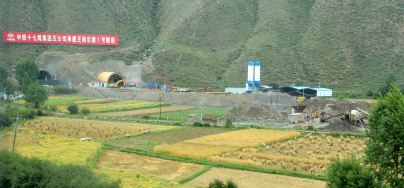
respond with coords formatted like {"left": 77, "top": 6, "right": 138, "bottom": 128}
{"left": 1, "top": 0, "right": 403, "bottom": 91}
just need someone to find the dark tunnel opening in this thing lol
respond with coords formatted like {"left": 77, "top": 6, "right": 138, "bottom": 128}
{"left": 38, "top": 70, "right": 53, "bottom": 80}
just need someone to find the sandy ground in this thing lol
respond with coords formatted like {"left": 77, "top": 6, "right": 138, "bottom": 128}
{"left": 95, "top": 150, "right": 205, "bottom": 182}
{"left": 184, "top": 167, "right": 327, "bottom": 188}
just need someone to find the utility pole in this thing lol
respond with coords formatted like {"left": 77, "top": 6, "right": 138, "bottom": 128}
{"left": 12, "top": 97, "right": 21, "bottom": 152}
{"left": 200, "top": 92, "right": 204, "bottom": 122}
{"left": 159, "top": 96, "right": 162, "bottom": 120}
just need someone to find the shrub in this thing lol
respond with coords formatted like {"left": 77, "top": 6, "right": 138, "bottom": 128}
{"left": 37, "top": 109, "right": 44, "bottom": 116}
{"left": 81, "top": 107, "right": 91, "bottom": 115}
{"left": 50, "top": 105, "right": 58, "bottom": 112}
{"left": 208, "top": 179, "right": 238, "bottom": 188}
{"left": 5, "top": 107, "right": 36, "bottom": 119}
{"left": 204, "top": 122, "right": 211, "bottom": 127}
{"left": 141, "top": 115, "right": 150, "bottom": 119}
{"left": 54, "top": 86, "right": 78, "bottom": 95}
{"left": 0, "top": 112, "right": 12, "bottom": 128}
{"left": 67, "top": 104, "right": 79, "bottom": 114}
{"left": 225, "top": 119, "right": 233, "bottom": 128}
{"left": 0, "top": 150, "right": 120, "bottom": 187}
{"left": 307, "top": 125, "right": 314, "bottom": 131}
{"left": 193, "top": 122, "right": 203, "bottom": 127}
{"left": 327, "top": 156, "right": 377, "bottom": 188}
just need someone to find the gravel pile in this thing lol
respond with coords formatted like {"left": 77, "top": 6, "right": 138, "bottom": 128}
{"left": 220, "top": 104, "right": 286, "bottom": 121}
{"left": 318, "top": 118, "right": 362, "bottom": 132}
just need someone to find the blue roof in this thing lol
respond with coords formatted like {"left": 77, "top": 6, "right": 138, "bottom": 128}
{"left": 311, "top": 88, "right": 332, "bottom": 91}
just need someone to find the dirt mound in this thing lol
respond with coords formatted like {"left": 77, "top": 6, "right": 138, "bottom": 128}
{"left": 220, "top": 104, "right": 286, "bottom": 121}
{"left": 299, "top": 99, "right": 374, "bottom": 115}
{"left": 318, "top": 118, "right": 362, "bottom": 132}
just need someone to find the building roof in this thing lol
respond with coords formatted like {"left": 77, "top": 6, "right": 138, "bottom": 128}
{"left": 279, "top": 86, "right": 332, "bottom": 97}
{"left": 97, "top": 72, "right": 125, "bottom": 82}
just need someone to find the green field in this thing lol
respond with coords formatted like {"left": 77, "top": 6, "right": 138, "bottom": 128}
{"left": 147, "top": 108, "right": 230, "bottom": 122}
{"left": 104, "top": 127, "right": 231, "bottom": 150}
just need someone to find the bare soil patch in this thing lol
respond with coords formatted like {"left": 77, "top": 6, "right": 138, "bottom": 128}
{"left": 220, "top": 104, "right": 286, "bottom": 121}
{"left": 95, "top": 150, "right": 204, "bottom": 181}
{"left": 104, "top": 127, "right": 230, "bottom": 150}
{"left": 184, "top": 167, "right": 326, "bottom": 188}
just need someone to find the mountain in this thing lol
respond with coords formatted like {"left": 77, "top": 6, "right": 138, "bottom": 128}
{"left": 1, "top": 0, "right": 403, "bottom": 91}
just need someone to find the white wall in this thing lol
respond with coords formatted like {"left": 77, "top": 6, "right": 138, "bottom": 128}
{"left": 316, "top": 90, "right": 332, "bottom": 97}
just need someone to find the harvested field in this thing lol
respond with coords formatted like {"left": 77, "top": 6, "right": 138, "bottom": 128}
{"left": 154, "top": 129, "right": 300, "bottom": 159}
{"left": 95, "top": 150, "right": 205, "bottom": 181}
{"left": 220, "top": 104, "right": 286, "bottom": 121}
{"left": 20, "top": 117, "right": 174, "bottom": 141}
{"left": 98, "top": 106, "right": 197, "bottom": 117}
{"left": 104, "top": 127, "right": 230, "bottom": 150}
{"left": 59, "top": 100, "right": 170, "bottom": 113}
{"left": 184, "top": 167, "right": 327, "bottom": 188}
{"left": 211, "top": 134, "right": 367, "bottom": 174}
{"left": 95, "top": 168, "right": 190, "bottom": 188}
{"left": 0, "top": 130, "right": 101, "bottom": 166}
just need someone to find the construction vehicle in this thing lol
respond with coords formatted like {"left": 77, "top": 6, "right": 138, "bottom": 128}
{"left": 172, "top": 87, "right": 192, "bottom": 92}
{"left": 196, "top": 87, "right": 212, "bottom": 92}
{"left": 108, "top": 79, "right": 126, "bottom": 88}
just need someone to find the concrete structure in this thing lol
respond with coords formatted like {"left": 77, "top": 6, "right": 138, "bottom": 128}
{"left": 187, "top": 114, "right": 199, "bottom": 122}
{"left": 225, "top": 87, "right": 246, "bottom": 94}
{"left": 97, "top": 72, "right": 125, "bottom": 84}
{"left": 311, "top": 88, "right": 332, "bottom": 97}
{"left": 288, "top": 113, "right": 305, "bottom": 123}
{"left": 87, "top": 80, "right": 107, "bottom": 87}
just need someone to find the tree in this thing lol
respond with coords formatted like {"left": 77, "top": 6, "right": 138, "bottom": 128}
{"left": 3, "top": 80, "right": 14, "bottom": 98}
{"left": 15, "top": 59, "right": 39, "bottom": 85}
{"left": 0, "top": 112, "right": 13, "bottom": 128}
{"left": 67, "top": 104, "right": 79, "bottom": 114}
{"left": 24, "top": 83, "right": 48, "bottom": 108}
{"left": 0, "top": 66, "right": 14, "bottom": 98}
{"left": 208, "top": 179, "right": 237, "bottom": 188}
{"left": 366, "top": 82, "right": 404, "bottom": 187}
{"left": 0, "top": 66, "right": 8, "bottom": 84}
{"left": 225, "top": 119, "right": 234, "bottom": 128}
{"left": 327, "top": 156, "right": 377, "bottom": 188}
{"left": 378, "top": 73, "right": 396, "bottom": 97}
{"left": 269, "top": 82, "right": 280, "bottom": 90}
{"left": 21, "top": 72, "right": 33, "bottom": 94}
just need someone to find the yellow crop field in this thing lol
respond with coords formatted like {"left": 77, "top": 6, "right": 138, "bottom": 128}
{"left": 98, "top": 106, "right": 196, "bottom": 117}
{"left": 0, "top": 130, "right": 101, "bottom": 166}
{"left": 20, "top": 117, "right": 174, "bottom": 140}
{"left": 154, "top": 129, "right": 301, "bottom": 159}
{"left": 95, "top": 168, "right": 191, "bottom": 188}
{"left": 209, "top": 134, "right": 367, "bottom": 174}
{"left": 96, "top": 151, "right": 205, "bottom": 182}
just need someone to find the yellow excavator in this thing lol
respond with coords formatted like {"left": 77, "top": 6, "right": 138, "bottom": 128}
{"left": 108, "top": 80, "right": 126, "bottom": 88}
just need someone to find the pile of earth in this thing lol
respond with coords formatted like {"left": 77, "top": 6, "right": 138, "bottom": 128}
{"left": 318, "top": 118, "right": 362, "bottom": 132}
{"left": 299, "top": 99, "right": 374, "bottom": 115}
{"left": 220, "top": 104, "right": 286, "bottom": 121}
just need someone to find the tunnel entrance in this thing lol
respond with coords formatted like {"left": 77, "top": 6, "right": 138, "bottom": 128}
{"left": 38, "top": 70, "right": 54, "bottom": 80}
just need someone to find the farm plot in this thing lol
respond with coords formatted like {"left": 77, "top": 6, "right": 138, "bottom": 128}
{"left": 45, "top": 96, "right": 97, "bottom": 105}
{"left": 148, "top": 107, "right": 230, "bottom": 122}
{"left": 98, "top": 106, "right": 197, "bottom": 117}
{"left": 95, "top": 168, "right": 190, "bottom": 188}
{"left": 0, "top": 129, "right": 101, "bottom": 166}
{"left": 210, "top": 134, "right": 367, "bottom": 174}
{"left": 154, "top": 129, "right": 301, "bottom": 159}
{"left": 105, "top": 127, "right": 230, "bottom": 150}
{"left": 184, "top": 167, "right": 326, "bottom": 188}
{"left": 60, "top": 100, "right": 170, "bottom": 113}
{"left": 20, "top": 117, "right": 174, "bottom": 141}
{"left": 95, "top": 150, "right": 205, "bottom": 182}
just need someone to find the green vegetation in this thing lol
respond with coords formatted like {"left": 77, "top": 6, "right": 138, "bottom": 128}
{"left": 148, "top": 108, "right": 229, "bottom": 122}
{"left": 208, "top": 179, "right": 238, "bottom": 188}
{"left": 94, "top": 102, "right": 171, "bottom": 113}
{"left": 67, "top": 104, "right": 79, "bottom": 114}
{"left": 81, "top": 107, "right": 91, "bottom": 115}
{"left": 14, "top": 59, "right": 39, "bottom": 85}
{"left": 366, "top": 83, "right": 404, "bottom": 187}
{"left": 0, "top": 66, "right": 14, "bottom": 98}
{"left": 53, "top": 86, "right": 78, "bottom": 95}
{"left": 0, "top": 150, "right": 120, "bottom": 188}
{"left": 44, "top": 97, "right": 94, "bottom": 105}
{"left": 327, "top": 156, "right": 377, "bottom": 188}
{"left": 225, "top": 119, "right": 234, "bottom": 128}
{"left": 179, "top": 165, "right": 211, "bottom": 184}
{"left": 0, "top": 112, "right": 13, "bottom": 128}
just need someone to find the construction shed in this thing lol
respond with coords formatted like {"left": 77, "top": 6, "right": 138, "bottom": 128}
{"left": 87, "top": 80, "right": 107, "bottom": 88}
{"left": 97, "top": 72, "right": 125, "bottom": 84}
{"left": 279, "top": 86, "right": 332, "bottom": 98}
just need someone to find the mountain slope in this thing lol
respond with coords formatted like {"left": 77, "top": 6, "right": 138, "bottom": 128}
{"left": 1, "top": 0, "right": 403, "bottom": 91}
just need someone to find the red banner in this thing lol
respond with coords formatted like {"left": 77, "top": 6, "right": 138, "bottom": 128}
{"left": 3, "top": 31, "right": 118, "bottom": 45}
